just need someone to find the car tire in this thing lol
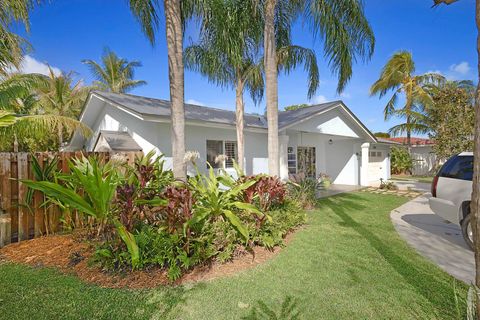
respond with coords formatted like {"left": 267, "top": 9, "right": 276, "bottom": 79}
{"left": 461, "top": 214, "right": 474, "bottom": 251}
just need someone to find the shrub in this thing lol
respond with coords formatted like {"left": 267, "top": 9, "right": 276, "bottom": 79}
{"left": 287, "top": 176, "right": 319, "bottom": 209}
{"left": 390, "top": 146, "right": 413, "bottom": 174}
{"left": 241, "top": 175, "right": 286, "bottom": 212}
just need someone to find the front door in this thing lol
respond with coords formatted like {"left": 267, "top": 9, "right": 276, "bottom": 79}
{"left": 297, "top": 147, "right": 316, "bottom": 178}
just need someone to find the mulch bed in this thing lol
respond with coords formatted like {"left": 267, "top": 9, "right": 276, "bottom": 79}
{"left": 0, "top": 233, "right": 293, "bottom": 289}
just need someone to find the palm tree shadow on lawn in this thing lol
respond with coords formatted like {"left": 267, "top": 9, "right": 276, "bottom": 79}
{"left": 320, "top": 193, "right": 463, "bottom": 318}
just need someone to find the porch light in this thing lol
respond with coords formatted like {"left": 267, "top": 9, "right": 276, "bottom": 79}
{"left": 328, "top": 139, "right": 333, "bottom": 145}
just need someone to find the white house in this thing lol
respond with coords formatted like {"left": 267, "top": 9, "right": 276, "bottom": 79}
{"left": 68, "top": 91, "right": 394, "bottom": 186}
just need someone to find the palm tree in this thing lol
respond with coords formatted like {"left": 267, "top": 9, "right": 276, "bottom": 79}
{"left": 185, "top": 0, "right": 319, "bottom": 173}
{"left": 184, "top": 0, "right": 263, "bottom": 173}
{"left": 0, "top": 72, "right": 91, "bottom": 151}
{"left": 262, "top": 0, "right": 375, "bottom": 176}
{"left": 82, "top": 48, "right": 146, "bottom": 93}
{"left": 129, "top": 0, "right": 203, "bottom": 180}
{"left": 370, "top": 51, "right": 444, "bottom": 148}
{"left": 0, "top": 0, "right": 39, "bottom": 75}
{"left": 37, "top": 67, "right": 91, "bottom": 147}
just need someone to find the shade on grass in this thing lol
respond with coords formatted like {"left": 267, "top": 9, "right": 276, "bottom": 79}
{"left": 0, "top": 193, "right": 466, "bottom": 319}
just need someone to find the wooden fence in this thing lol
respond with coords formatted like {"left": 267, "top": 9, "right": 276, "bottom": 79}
{"left": 0, "top": 152, "right": 141, "bottom": 247}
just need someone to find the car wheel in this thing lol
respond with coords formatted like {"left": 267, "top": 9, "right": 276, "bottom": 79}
{"left": 461, "top": 214, "right": 474, "bottom": 251}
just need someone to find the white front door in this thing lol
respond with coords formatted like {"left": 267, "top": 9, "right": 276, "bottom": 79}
{"left": 368, "top": 150, "right": 383, "bottom": 181}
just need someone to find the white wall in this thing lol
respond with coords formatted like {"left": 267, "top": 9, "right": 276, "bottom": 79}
{"left": 411, "top": 145, "right": 438, "bottom": 175}
{"left": 85, "top": 104, "right": 269, "bottom": 176}
{"left": 286, "top": 130, "right": 362, "bottom": 185}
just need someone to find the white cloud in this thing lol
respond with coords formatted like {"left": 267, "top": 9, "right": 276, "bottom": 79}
{"left": 449, "top": 62, "right": 470, "bottom": 75}
{"left": 12, "top": 55, "right": 62, "bottom": 76}
{"left": 185, "top": 99, "right": 206, "bottom": 106}
{"left": 340, "top": 92, "right": 351, "bottom": 99}
{"left": 312, "top": 95, "right": 329, "bottom": 104}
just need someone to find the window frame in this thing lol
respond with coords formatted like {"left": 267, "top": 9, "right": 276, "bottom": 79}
{"left": 206, "top": 139, "right": 237, "bottom": 169}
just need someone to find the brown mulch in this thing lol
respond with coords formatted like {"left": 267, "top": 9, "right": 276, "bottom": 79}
{"left": 0, "top": 232, "right": 294, "bottom": 289}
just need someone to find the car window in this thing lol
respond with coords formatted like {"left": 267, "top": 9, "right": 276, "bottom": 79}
{"left": 440, "top": 155, "right": 473, "bottom": 181}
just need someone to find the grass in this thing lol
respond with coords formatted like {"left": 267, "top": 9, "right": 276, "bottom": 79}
{"left": 391, "top": 174, "right": 434, "bottom": 183}
{"left": 0, "top": 193, "right": 466, "bottom": 319}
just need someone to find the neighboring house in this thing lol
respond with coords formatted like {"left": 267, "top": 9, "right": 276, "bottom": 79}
{"left": 384, "top": 137, "right": 438, "bottom": 175}
{"left": 68, "top": 91, "right": 395, "bottom": 186}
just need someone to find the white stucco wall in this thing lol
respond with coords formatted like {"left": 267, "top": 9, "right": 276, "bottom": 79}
{"left": 411, "top": 145, "right": 438, "bottom": 175}
{"left": 85, "top": 104, "right": 269, "bottom": 176}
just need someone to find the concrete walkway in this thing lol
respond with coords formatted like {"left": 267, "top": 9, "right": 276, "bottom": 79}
{"left": 391, "top": 194, "right": 475, "bottom": 284}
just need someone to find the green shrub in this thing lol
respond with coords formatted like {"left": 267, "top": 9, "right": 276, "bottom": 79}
{"left": 390, "top": 146, "right": 413, "bottom": 174}
{"left": 287, "top": 176, "right": 320, "bottom": 209}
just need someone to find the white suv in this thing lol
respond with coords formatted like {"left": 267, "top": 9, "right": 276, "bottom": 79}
{"left": 429, "top": 152, "right": 474, "bottom": 249}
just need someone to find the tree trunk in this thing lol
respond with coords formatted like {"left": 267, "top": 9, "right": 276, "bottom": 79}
{"left": 264, "top": 0, "right": 279, "bottom": 177}
{"left": 58, "top": 124, "right": 63, "bottom": 148}
{"left": 235, "top": 77, "right": 245, "bottom": 173}
{"left": 473, "top": 0, "right": 480, "bottom": 317}
{"left": 164, "top": 0, "right": 186, "bottom": 180}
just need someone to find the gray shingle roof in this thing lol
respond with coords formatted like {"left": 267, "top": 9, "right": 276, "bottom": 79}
{"left": 99, "top": 130, "right": 142, "bottom": 151}
{"left": 93, "top": 91, "right": 345, "bottom": 130}
{"left": 93, "top": 91, "right": 267, "bottom": 128}
{"left": 91, "top": 92, "right": 378, "bottom": 143}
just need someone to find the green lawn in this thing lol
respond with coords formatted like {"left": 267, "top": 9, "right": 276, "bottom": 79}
{"left": 0, "top": 193, "right": 466, "bottom": 319}
{"left": 391, "top": 174, "right": 434, "bottom": 183}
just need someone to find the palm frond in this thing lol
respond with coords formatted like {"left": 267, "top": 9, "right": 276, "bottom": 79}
{"left": 276, "top": 45, "right": 319, "bottom": 99}
{"left": 304, "top": 0, "right": 375, "bottom": 93}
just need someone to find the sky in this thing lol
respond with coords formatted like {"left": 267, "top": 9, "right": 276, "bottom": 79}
{"left": 12, "top": 0, "right": 477, "bottom": 134}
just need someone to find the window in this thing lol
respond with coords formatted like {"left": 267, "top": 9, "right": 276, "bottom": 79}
{"left": 288, "top": 147, "right": 297, "bottom": 174}
{"left": 206, "top": 140, "right": 237, "bottom": 169}
{"left": 369, "top": 151, "right": 382, "bottom": 158}
{"left": 439, "top": 155, "right": 473, "bottom": 181}
{"left": 224, "top": 141, "right": 237, "bottom": 168}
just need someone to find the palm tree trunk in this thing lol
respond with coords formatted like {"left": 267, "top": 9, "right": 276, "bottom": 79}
{"left": 472, "top": 1, "right": 480, "bottom": 317}
{"left": 235, "top": 77, "right": 245, "bottom": 172}
{"left": 58, "top": 124, "right": 63, "bottom": 148}
{"left": 264, "top": 0, "right": 279, "bottom": 177}
{"left": 164, "top": 0, "right": 186, "bottom": 180}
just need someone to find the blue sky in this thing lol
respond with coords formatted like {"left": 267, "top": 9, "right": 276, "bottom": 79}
{"left": 14, "top": 0, "right": 477, "bottom": 134}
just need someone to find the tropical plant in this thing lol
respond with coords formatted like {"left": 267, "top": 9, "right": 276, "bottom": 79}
{"left": 0, "top": 72, "right": 91, "bottom": 151}
{"left": 262, "top": 0, "right": 375, "bottom": 176}
{"left": 390, "top": 146, "right": 413, "bottom": 175}
{"left": 0, "top": 0, "right": 39, "bottom": 74}
{"left": 23, "top": 154, "right": 60, "bottom": 234}
{"left": 37, "top": 67, "right": 91, "bottom": 147}
{"left": 370, "top": 51, "right": 445, "bottom": 147}
{"left": 82, "top": 48, "right": 146, "bottom": 93}
{"left": 184, "top": 0, "right": 264, "bottom": 172}
{"left": 0, "top": 110, "right": 15, "bottom": 127}
{"left": 424, "top": 80, "right": 475, "bottom": 159}
{"left": 129, "top": 0, "right": 203, "bottom": 180}
{"left": 21, "top": 156, "right": 140, "bottom": 268}
{"left": 287, "top": 175, "right": 319, "bottom": 209}
{"left": 188, "top": 165, "right": 264, "bottom": 240}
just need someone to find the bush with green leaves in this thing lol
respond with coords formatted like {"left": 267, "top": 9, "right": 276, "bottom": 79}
{"left": 24, "top": 153, "right": 305, "bottom": 282}
{"left": 287, "top": 175, "right": 320, "bottom": 209}
{"left": 390, "top": 146, "right": 413, "bottom": 174}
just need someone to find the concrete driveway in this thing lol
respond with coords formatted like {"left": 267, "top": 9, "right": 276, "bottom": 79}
{"left": 390, "top": 194, "right": 475, "bottom": 284}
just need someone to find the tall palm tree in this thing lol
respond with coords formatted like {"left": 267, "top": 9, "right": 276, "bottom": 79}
{"left": 82, "top": 48, "right": 146, "bottom": 93}
{"left": 37, "top": 67, "right": 91, "bottom": 146}
{"left": 370, "top": 51, "right": 444, "bottom": 148}
{"left": 185, "top": 1, "right": 320, "bottom": 173}
{"left": 262, "top": 0, "right": 375, "bottom": 176}
{"left": 129, "top": 0, "right": 204, "bottom": 180}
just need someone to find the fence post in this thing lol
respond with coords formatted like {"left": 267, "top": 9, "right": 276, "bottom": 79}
{"left": 0, "top": 153, "right": 11, "bottom": 247}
